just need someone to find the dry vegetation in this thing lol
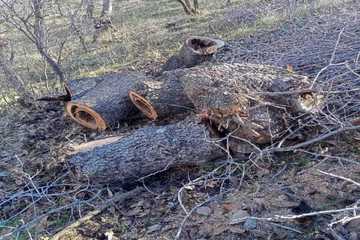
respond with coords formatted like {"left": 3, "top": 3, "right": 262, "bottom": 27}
{"left": 1, "top": 0, "right": 360, "bottom": 240}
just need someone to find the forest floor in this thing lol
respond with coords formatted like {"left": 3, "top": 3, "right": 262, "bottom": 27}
{"left": 1, "top": 0, "right": 360, "bottom": 239}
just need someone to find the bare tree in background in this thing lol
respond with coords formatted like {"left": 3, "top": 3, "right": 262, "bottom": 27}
{"left": 32, "top": 0, "right": 65, "bottom": 82}
{"left": 176, "top": 0, "right": 199, "bottom": 15}
{"left": 101, "top": 0, "right": 112, "bottom": 17}
{"left": 93, "top": 0, "right": 114, "bottom": 43}
{"left": 0, "top": 38, "right": 30, "bottom": 99}
{"left": 85, "top": 0, "right": 95, "bottom": 19}
{"left": 0, "top": 0, "right": 66, "bottom": 82}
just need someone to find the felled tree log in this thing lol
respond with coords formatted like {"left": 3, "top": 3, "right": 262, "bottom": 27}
{"left": 69, "top": 118, "right": 225, "bottom": 183}
{"left": 161, "top": 36, "right": 225, "bottom": 72}
{"left": 64, "top": 76, "right": 105, "bottom": 99}
{"left": 129, "top": 71, "right": 194, "bottom": 120}
{"left": 65, "top": 71, "right": 148, "bottom": 130}
{"left": 180, "top": 63, "right": 323, "bottom": 152}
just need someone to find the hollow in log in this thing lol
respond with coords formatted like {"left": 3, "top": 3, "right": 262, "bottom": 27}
{"left": 161, "top": 36, "right": 225, "bottom": 72}
{"left": 65, "top": 72, "right": 148, "bottom": 130}
{"left": 129, "top": 70, "right": 194, "bottom": 120}
{"left": 69, "top": 117, "right": 225, "bottom": 184}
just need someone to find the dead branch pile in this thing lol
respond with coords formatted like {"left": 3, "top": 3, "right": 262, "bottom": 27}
{"left": 215, "top": 6, "right": 360, "bottom": 152}
{"left": 66, "top": 59, "right": 327, "bottom": 183}
{"left": 59, "top": 26, "right": 360, "bottom": 185}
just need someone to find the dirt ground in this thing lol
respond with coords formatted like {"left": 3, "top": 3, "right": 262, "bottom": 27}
{"left": 1, "top": 1, "right": 360, "bottom": 240}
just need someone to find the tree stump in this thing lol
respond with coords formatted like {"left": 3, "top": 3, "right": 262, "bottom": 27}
{"left": 65, "top": 71, "right": 148, "bottom": 130}
{"left": 161, "top": 36, "right": 225, "bottom": 72}
{"left": 69, "top": 117, "right": 225, "bottom": 184}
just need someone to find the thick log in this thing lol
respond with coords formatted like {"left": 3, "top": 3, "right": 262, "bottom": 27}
{"left": 69, "top": 118, "right": 225, "bottom": 184}
{"left": 64, "top": 76, "right": 105, "bottom": 99}
{"left": 65, "top": 71, "right": 148, "bottom": 130}
{"left": 129, "top": 71, "right": 194, "bottom": 120}
{"left": 161, "top": 36, "right": 225, "bottom": 72}
{"left": 180, "top": 63, "right": 323, "bottom": 151}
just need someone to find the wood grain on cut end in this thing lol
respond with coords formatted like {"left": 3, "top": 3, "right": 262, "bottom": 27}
{"left": 129, "top": 91, "right": 158, "bottom": 121}
{"left": 64, "top": 72, "right": 148, "bottom": 130}
{"left": 65, "top": 101, "right": 107, "bottom": 131}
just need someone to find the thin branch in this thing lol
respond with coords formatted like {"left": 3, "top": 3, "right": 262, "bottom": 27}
{"left": 317, "top": 170, "right": 360, "bottom": 187}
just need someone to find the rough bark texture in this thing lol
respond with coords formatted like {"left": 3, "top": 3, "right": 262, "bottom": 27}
{"left": 180, "top": 63, "right": 323, "bottom": 151}
{"left": 162, "top": 36, "right": 225, "bottom": 72}
{"left": 65, "top": 71, "right": 148, "bottom": 130}
{"left": 65, "top": 76, "right": 105, "bottom": 99}
{"left": 69, "top": 118, "right": 225, "bottom": 184}
{"left": 129, "top": 70, "right": 193, "bottom": 120}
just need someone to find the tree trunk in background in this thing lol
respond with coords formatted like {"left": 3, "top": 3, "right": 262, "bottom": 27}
{"left": 101, "top": 0, "right": 112, "bottom": 17}
{"left": 93, "top": 0, "right": 113, "bottom": 43}
{"left": 176, "top": 0, "right": 198, "bottom": 15}
{"left": 0, "top": 41, "right": 30, "bottom": 99}
{"left": 85, "top": 0, "right": 95, "bottom": 19}
{"left": 193, "top": 0, "right": 199, "bottom": 11}
{"left": 32, "top": 0, "right": 65, "bottom": 82}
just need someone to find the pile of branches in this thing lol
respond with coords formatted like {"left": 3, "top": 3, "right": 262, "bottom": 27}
{"left": 215, "top": 2, "right": 360, "bottom": 153}
{"left": 54, "top": 35, "right": 351, "bottom": 185}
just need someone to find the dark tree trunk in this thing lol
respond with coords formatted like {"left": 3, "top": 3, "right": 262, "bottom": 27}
{"left": 65, "top": 72, "right": 147, "bottom": 130}
{"left": 162, "top": 36, "right": 225, "bottom": 72}
{"left": 69, "top": 118, "right": 225, "bottom": 184}
{"left": 129, "top": 71, "right": 194, "bottom": 120}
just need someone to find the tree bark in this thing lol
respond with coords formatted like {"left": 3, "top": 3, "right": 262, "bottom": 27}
{"left": 129, "top": 70, "right": 194, "bottom": 120}
{"left": 180, "top": 63, "right": 323, "bottom": 151}
{"left": 84, "top": 0, "right": 95, "bottom": 19}
{"left": 69, "top": 117, "right": 225, "bottom": 184}
{"left": 162, "top": 36, "right": 225, "bottom": 72}
{"left": 65, "top": 71, "right": 147, "bottom": 130}
{"left": 101, "top": 0, "right": 112, "bottom": 18}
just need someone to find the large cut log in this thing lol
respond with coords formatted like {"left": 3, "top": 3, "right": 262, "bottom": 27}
{"left": 65, "top": 71, "right": 148, "bottom": 130}
{"left": 161, "top": 36, "right": 225, "bottom": 72}
{"left": 128, "top": 71, "right": 194, "bottom": 120}
{"left": 69, "top": 117, "right": 225, "bottom": 184}
{"left": 179, "top": 63, "right": 323, "bottom": 152}
{"left": 64, "top": 76, "right": 105, "bottom": 99}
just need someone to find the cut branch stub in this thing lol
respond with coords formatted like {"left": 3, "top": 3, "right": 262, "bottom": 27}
{"left": 69, "top": 117, "right": 225, "bottom": 184}
{"left": 162, "top": 36, "right": 225, "bottom": 72}
{"left": 65, "top": 71, "right": 148, "bottom": 130}
{"left": 129, "top": 71, "right": 194, "bottom": 120}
